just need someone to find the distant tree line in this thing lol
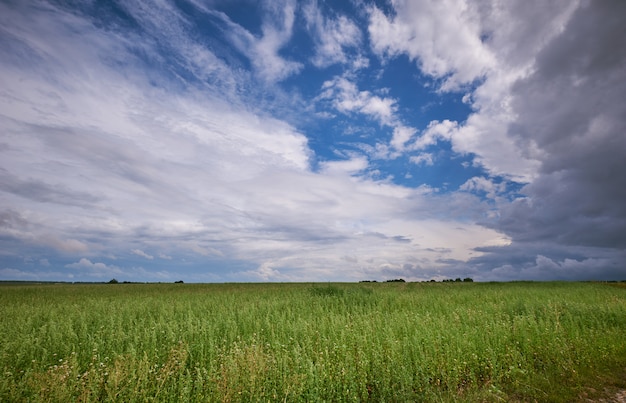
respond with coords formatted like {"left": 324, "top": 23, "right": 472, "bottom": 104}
{"left": 442, "top": 278, "right": 474, "bottom": 282}
{"left": 108, "top": 279, "right": 184, "bottom": 284}
{"left": 427, "top": 277, "right": 474, "bottom": 283}
{"left": 360, "top": 277, "right": 474, "bottom": 283}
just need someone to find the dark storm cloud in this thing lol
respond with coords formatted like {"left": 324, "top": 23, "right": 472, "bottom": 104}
{"left": 469, "top": 243, "right": 626, "bottom": 282}
{"left": 475, "top": 0, "right": 626, "bottom": 279}
{"left": 505, "top": 0, "right": 626, "bottom": 247}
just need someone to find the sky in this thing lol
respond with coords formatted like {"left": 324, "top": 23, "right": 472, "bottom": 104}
{"left": 1, "top": 0, "right": 625, "bottom": 283}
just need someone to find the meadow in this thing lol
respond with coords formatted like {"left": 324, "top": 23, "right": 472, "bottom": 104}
{"left": 1, "top": 281, "right": 625, "bottom": 402}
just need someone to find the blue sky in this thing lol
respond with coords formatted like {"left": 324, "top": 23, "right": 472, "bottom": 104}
{"left": 1, "top": 0, "right": 625, "bottom": 282}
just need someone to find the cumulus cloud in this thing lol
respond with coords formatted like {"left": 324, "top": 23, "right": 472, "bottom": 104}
{"left": 368, "top": 0, "right": 496, "bottom": 91}
{"left": 318, "top": 77, "right": 397, "bottom": 125}
{"left": 411, "top": 120, "right": 456, "bottom": 150}
{"left": 316, "top": 76, "right": 421, "bottom": 160}
{"left": 409, "top": 153, "right": 434, "bottom": 167}
{"left": 66, "top": 258, "right": 123, "bottom": 277}
{"left": 366, "top": 1, "right": 577, "bottom": 181}
{"left": 459, "top": 177, "right": 505, "bottom": 200}
{"left": 390, "top": 126, "right": 416, "bottom": 151}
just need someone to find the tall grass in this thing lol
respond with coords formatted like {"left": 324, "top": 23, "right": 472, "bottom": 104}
{"left": 1, "top": 282, "right": 625, "bottom": 401}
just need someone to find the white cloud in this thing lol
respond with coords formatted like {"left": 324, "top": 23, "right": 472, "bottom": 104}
{"left": 409, "top": 153, "right": 434, "bottom": 166}
{"left": 360, "top": 97, "right": 396, "bottom": 126}
{"left": 115, "top": 0, "right": 242, "bottom": 94}
{"left": 304, "top": 0, "right": 362, "bottom": 68}
{"left": 368, "top": 0, "right": 496, "bottom": 91}
{"left": 411, "top": 120, "right": 456, "bottom": 150}
{"left": 391, "top": 126, "right": 417, "bottom": 151}
{"left": 459, "top": 176, "right": 505, "bottom": 199}
{"left": 65, "top": 258, "right": 123, "bottom": 277}
{"left": 447, "top": 74, "right": 543, "bottom": 182}
{"left": 367, "top": 1, "right": 579, "bottom": 182}
{"left": 351, "top": 55, "right": 370, "bottom": 71}
{"left": 319, "top": 155, "right": 369, "bottom": 176}
{"left": 318, "top": 77, "right": 397, "bottom": 125}
{"left": 244, "top": 262, "right": 282, "bottom": 281}
{"left": 317, "top": 76, "right": 422, "bottom": 160}
{"left": 131, "top": 249, "right": 154, "bottom": 260}
{"left": 209, "top": 0, "right": 303, "bottom": 83}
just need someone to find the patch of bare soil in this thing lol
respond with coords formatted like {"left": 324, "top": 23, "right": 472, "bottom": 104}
{"left": 579, "top": 368, "right": 626, "bottom": 402}
{"left": 584, "top": 389, "right": 626, "bottom": 403}
{"left": 612, "top": 390, "right": 626, "bottom": 403}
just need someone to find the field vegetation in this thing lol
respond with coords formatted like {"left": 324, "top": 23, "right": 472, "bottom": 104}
{"left": 1, "top": 281, "right": 625, "bottom": 402}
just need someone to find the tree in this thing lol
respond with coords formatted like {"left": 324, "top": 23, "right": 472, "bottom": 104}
{"left": 108, "top": 278, "right": 119, "bottom": 284}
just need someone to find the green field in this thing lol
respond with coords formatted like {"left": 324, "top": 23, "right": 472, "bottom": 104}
{"left": 1, "top": 282, "right": 625, "bottom": 402}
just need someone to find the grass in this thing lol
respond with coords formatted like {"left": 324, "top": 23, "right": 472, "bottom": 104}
{"left": 1, "top": 281, "right": 625, "bottom": 402}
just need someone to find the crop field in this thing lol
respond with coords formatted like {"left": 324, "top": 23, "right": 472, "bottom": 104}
{"left": 1, "top": 281, "right": 625, "bottom": 402}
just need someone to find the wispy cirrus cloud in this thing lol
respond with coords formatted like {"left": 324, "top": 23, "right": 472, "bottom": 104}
{"left": 204, "top": 0, "right": 303, "bottom": 83}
